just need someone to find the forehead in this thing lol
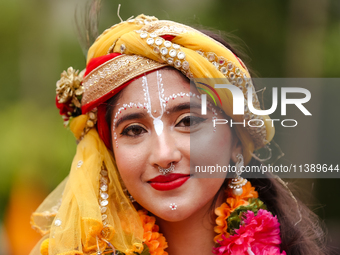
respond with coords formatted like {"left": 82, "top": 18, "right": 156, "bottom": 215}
{"left": 117, "top": 68, "right": 190, "bottom": 103}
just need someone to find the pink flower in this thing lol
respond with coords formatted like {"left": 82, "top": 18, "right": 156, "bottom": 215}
{"left": 213, "top": 209, "right": 286, "bottom": 255}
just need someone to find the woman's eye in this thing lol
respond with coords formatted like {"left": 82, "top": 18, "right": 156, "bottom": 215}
{"left": 175, "top": 115, "right": 206, "bottom": 128}
{"left": 178, "top": 116, "right": 191, "bottom": 127}
{"left": 120, "top": 125, "right": 147, "bottom": 137}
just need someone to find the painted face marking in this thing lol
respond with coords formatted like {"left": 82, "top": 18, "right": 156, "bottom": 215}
{"left": 141, "top": 70, "right": 166, "bottom": 136}
{"left": 111, "top": 70, "right": 219, "bottom": 148}
{"left": 169, "top": 203, "right": 177, "bottom": 210}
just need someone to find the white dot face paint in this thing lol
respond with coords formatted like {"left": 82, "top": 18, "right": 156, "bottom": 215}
{"left": 111, "top": 70, "right": 191, "bottom": 147}
{"left": 169, "top": 203, "right": 177, "bottom": 210}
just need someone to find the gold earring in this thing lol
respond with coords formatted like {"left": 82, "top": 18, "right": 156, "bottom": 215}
{"left": 228, "top": 154, "right": 247, "bottom": 196}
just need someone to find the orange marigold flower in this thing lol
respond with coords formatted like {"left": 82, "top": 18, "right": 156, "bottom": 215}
{"left": 138, "top": 210, "right": 168, "bottom": 255}
{"left": 226, "top": 196, "right": 248, "bottom": 211}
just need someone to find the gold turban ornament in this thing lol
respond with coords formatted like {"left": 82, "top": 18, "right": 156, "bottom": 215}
{"left": 30, "top": 14, "right": 274, "bottom": 255}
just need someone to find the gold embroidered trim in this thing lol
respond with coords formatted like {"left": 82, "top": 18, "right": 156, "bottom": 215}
{"left": 82, "top": 55, "right": 166, "bottom": 106}
{"left": 138, "top": 20, "right": 234, "bottom": 57}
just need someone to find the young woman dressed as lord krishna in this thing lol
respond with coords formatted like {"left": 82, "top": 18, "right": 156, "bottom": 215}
{"left": 30, "top": 4, "right": 328, "bottom": 255}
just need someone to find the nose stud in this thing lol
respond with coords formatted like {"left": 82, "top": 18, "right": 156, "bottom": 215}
{"left": 158, "top": 162, "right": 175, "bottom": 175}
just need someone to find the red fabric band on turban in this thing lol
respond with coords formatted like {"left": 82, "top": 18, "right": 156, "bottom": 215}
{"left": 84, "top": 35, "right": 175, "bottom": 151}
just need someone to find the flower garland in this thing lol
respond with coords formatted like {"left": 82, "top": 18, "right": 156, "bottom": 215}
{"left": 214, "top": 182, "right": 259, "bottom": 242}
{"left": 214, "top": 209, "right": 286, "bottom": 255}
{"left": 135, "top": 182, "right": 286, "bottom": 255}
{"left": 213, "top": 182, "right": 286, "bottom": 255}
{"left": 138, "top": 210, "right": 168, "bottom": 255}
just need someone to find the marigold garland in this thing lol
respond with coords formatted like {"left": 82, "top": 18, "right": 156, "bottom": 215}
{"left": 136, "top": 182, "right": 258, "bottom": 254}
{"left": 214, "top": 182, "right": 258, "bottom": 242}
{"left": 38, "top": 182, "right": 267, "bottom": 255}
{"left": 138, "top": 210, "right": 169, "bottom": 255}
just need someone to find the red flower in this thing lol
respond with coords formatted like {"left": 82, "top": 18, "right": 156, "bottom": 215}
{"left": 55, "top": 96, "right": 74, "bottom": 120}
{"left": 214, "top": 209, "right": 286, "bottom": 255}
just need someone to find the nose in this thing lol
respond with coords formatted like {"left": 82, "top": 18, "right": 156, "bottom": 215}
{"left": 149, "top": 129, "right": 181, "bottom": 170}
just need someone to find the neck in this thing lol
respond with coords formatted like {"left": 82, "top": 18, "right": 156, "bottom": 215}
{"left": 156, "top": 194, "right": 224, "bottom": 255}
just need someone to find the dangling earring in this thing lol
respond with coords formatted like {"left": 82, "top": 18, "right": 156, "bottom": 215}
{"left": 117, "top": 171, "right": 136, "bottom": 203}
{"left": 124, "top": 189, "right": 136, "bottom": 203}
{"left": 228, "top": 154, "right": 248, "bottom": 196}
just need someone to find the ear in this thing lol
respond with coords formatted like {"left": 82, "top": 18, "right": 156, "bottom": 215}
{"left": 230, "top": 136, "right": 242, "bottom": 164}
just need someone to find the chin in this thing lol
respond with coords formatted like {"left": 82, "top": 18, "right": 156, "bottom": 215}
{"left": 152, "top": 205, "right": 195, "bottom": 222}
{"left": 133, "top": 179, "right": 220, "bottom": 222}
{"left": 142, "top": 195, "right": 209, "bottom": 223}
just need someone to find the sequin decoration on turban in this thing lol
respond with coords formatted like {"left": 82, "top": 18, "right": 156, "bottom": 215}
{"left": 30, "top": 14, "right": 275, "bottom": 255}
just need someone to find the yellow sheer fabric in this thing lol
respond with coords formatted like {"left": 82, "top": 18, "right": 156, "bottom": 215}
{"left": 30, "top": 116, "right": 144, "bottom": 255}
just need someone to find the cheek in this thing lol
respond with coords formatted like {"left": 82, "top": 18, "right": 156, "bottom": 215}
{"left": 191, "top": 125, "right": 233, "bottom": 178}
{"left": 217, "top": 128, "right": 233, "bottom": 151}
{"left": 174, "top": 133, "right": 190, "bottom": 156}
{"left": 190, "top": 177, "right": 225, "bottom": 212}
{"left": 114, "top": 147, "right": 145, "bottom": 185}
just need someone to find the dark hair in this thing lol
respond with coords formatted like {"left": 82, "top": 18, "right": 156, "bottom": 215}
{"left": 196, "top": 31, "right": 330, "bottom": 255}
{"left": 103, "top": 28, "right": 330, "bottom": 255}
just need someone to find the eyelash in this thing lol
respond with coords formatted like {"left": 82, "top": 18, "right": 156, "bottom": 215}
{"left": 120, "top": 125, "right": 147, "bottom": 137}
{"left": 175, "top": 115, "right": 207, "bottom": 128}
{"left": 120, "top": 115, "right": 207, "bottom": 137}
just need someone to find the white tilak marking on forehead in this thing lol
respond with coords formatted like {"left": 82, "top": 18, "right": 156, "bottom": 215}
{"left": 142, "top": 71, "right": 166, "bottom": 136}
{"left": 111, "top": 91, "right": 190, "bottom": 147}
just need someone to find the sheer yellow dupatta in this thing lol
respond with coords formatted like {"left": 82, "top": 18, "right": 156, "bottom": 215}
{"left": 30, "top": 115, "right": 144, "bottom": 255}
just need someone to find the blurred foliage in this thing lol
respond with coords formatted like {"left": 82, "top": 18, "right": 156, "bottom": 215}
{"left": 0, "top": 102, "right": 76, "bottom": 219}
{"left": 0, "top": 0, "right": 339, "bottom": 252}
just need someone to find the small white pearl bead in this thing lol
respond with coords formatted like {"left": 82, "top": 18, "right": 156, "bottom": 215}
{"left": 232, "top": 187, "right": 243, "bottom": 196}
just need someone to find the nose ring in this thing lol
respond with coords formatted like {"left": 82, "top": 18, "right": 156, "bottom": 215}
{"left": 158, "top": 162, "right": 175, "bottom": 175}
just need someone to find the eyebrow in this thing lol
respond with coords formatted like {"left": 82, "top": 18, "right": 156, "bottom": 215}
{"left": 166, "top": 102, "right": 201, "bottom": 113}
{"left": 114, "top": 102, "right": 202, "bottom": 128}
{"left": 115, "top": 112, "right": 147, "bottom": 128}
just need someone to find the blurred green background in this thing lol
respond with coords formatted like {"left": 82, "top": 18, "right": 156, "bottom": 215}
{"left": 0, "top": 0, "right": 339, "bottom": 254}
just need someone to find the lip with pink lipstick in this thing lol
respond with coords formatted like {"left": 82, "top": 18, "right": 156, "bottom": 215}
{"left": 148, "top": 173, "right": 190, "bottom": 191}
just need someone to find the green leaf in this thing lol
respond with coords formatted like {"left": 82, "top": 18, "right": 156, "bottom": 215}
{"left": 113, "top": 244, "right": 150, "bottom": 255}
{"left": 140, "top": 244, "right": 151, "bottom": 255}
{"left": 227, "top": 198, "right": 267, "bottom": 234}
